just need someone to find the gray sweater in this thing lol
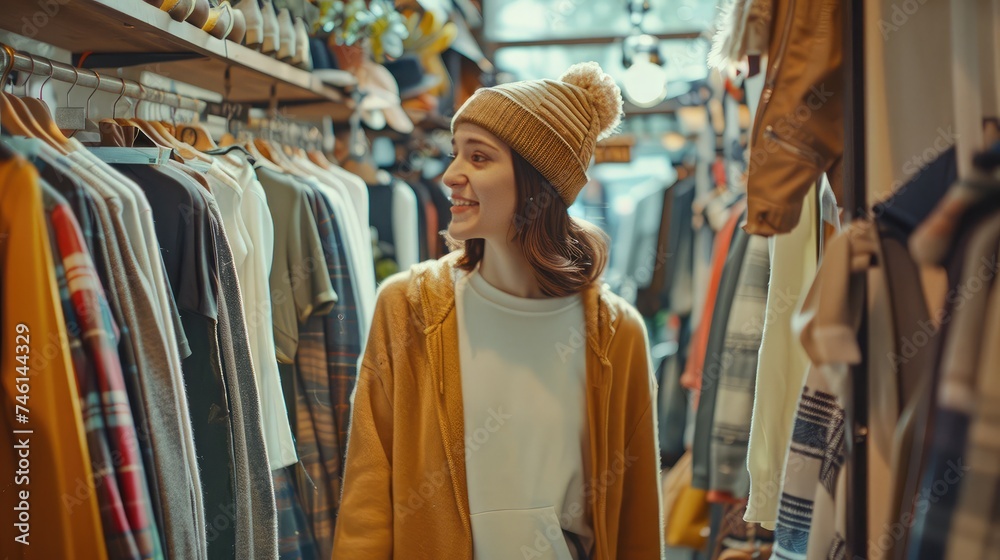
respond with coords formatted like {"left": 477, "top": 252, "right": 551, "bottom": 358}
{"left": 202, "top": 178, "right": 280, "bottom": 560}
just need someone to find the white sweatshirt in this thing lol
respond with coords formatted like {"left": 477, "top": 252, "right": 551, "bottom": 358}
{"left": 455, "top": 270, "right": 593, "bottom": 560}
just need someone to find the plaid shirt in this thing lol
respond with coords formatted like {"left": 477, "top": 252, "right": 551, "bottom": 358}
{"left": 44, "top": 187, "right": 163, "bottom": 559}
{"left": 315, "top": 190, "right": 362, "bottom": 483}
{"left": 292, "top": 181, "right": 362, "bottom": 559}
{"left": 37, "top": 157, "right": 167, "bottom": 542}
{"left": 274, "top": 466, "right": 317, "bottom": 560}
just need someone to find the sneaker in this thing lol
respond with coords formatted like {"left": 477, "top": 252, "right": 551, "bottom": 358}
{"left": 234, "top": 0, "right": 262, "bottom": 48}
{"left": 277, "top": 7, "right": 296, "bottom": 61}
{"left": 292, "top": 16, "right": 311, "bottom": 70}
{"left": 260, "top": 0, "right": 279, "bottom": 54}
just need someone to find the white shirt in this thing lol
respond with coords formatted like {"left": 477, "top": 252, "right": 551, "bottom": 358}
{"left": 391, "top": 180, "right": 420, "bottom": 271}
{"left": 215, "top": 152, "right": 299, "bottom": 469}
{"left": 455, "top": 270, "right": 593, "bottom": 560}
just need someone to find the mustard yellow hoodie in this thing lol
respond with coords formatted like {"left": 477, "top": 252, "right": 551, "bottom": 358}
{"left": 332, "top": 253, "right": 664, "bottom": 559}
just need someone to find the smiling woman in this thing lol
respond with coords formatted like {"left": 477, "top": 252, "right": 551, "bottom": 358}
{"left": 441, "top": 62, "right": 621, "bottom": 298}
{"left": 443, "top": 124, "right": 610, "bottom": 297}
{"left": 333, "top": 61, "right": 665, "bottom": 560}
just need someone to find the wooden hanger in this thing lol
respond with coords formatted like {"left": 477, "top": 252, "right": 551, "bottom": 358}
{"left": 111, "top": 83, "right": 177, "bottom": 152}
{"left": 153, "top": 120, "right": 212, "bottom": 162}
{"left": 254, "top": 136, "right": 292, "bottom": 169}
{"left": 343, "top": 156, "right": 380, "bottom": 185}
{"left": 2, "top": 53, "right": 68, "bottom": 153}
{"left": 307, "top": 149, "right": 332, "bottom": 169}
{"left": 100, "top": 79, "right": 159, "bottom": 147}
{"left": 0, "top": 46, "right": 34, "bottom": 138}
{"left": 176, "top": 121, "right": 219, "bottom": 151}
{"left": 219, "top": 132, "right": 237, "bottom": 147}
{"left": 246, "top": 133, "right": 285, "bottom": 173}
{"left": 252, "top": 122, "right": 298, "bottom": 171}
{"left": 306, "top": 130, "right": 337, "bottom": 170}
{"left": 0, "top": 92, "right": 36, "bottom": 139}
{"left": 143, "top": 92, "right": 211, "bottom": 162}
{"left": 19, "top": 62, "right": 72, "bottom": 151}
{"left": 6, "top": 92, "right": 67, "bottom": 154}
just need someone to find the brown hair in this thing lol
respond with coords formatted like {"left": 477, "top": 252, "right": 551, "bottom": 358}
{"left": 445, "top": 150, "right": 610, "bottom": 297}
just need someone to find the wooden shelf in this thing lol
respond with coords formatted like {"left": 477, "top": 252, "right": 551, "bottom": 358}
{"left": 279, "top": 100, "right": 355, "bottom": 121}
{"left": 0, "top": 0, "right": 355, "bottom": 106}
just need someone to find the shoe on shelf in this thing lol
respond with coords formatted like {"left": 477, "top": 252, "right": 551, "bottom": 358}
{"left": 227, "top": 6, "right": 247, "bottom": 43}
{"left": 159, "top": 0, "right": 197, "bottom": 22}
{"left": 202, "top": 1, "right": 235, "bottom": 40}
{"left": 291, "top": 16, "right": 311, "bottom": 70}
{"left": 234, "top": 0, "right": 263, "bottom": 49}
{"left": 185, "top": 0, "right": 210, "bottom": 28}
{"left": 276, "top": 7, "right": 296, "bottom": 62}
{"left": 260, "top": 0, "right": 279, "bottom": 55}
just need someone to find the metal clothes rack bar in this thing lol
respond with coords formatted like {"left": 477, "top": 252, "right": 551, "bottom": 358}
{"left": 842, "top": 0, "right": 869, "bottom": 557}
{"left": 1, "top": 44, "right": 205, "bottom": 113}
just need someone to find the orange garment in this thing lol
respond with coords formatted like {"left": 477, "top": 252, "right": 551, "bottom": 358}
{"left": 680, "top": 202, "right": 746, "bottom": 406}
{"left": 332, "top": 252, "right": 664, "bottom": 559}
{"left": 0, "top": 154, "right": 108, "bottom": 559}
{"left": 706, "top": 490, "right": 740, "bottom": 504}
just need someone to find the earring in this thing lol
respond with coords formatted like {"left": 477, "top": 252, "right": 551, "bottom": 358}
{"left": 528, "top": 197, "right": 534, "bottom": 202}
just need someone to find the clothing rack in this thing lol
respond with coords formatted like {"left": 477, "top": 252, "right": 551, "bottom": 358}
{"left": 842, "top": 0, "right": 869, "bottom": 558}
{"left": 1, "top": 44, "right": 205, "bottom": 113}
{"left": 246, "top": 115, "right": 323, "bottom": 143}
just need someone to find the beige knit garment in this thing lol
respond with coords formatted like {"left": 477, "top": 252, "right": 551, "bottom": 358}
{"left": 453, "top": 80, "right": 598, "bottom": 206}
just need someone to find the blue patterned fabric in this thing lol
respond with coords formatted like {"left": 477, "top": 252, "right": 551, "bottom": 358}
{"left": 773, "top": 386, "right": 846, "bottom": 560}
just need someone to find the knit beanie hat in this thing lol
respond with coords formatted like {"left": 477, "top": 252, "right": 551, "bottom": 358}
{"left": 451, "top": 61, "right": 623, "bottom": 207}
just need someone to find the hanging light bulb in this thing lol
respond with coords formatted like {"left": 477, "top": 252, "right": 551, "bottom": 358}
{"left": 623, "top": 52, "right": 667, "bottom": 107}
{"left": 621, "top": 33, "right": 667, "bottom": 108}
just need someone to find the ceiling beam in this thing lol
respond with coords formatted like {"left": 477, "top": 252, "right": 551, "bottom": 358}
{"left": 487, "top": 30, "right": 703, "bottom": 49}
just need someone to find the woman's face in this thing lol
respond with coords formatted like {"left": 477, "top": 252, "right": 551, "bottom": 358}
{"left": 442, "top": 123, "right": 517, "bottom": 244}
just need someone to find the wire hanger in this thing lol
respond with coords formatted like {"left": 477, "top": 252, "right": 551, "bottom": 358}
{"left": 36, "top": 62, "right": 51, "bottom": 100}
{"left": 113, "top": 79, "right": 127, "bottom": 119}
{"left": 65, "top": 65, "right": 78, "bottom": 108}
{"left": 85, "top": 71, "right": 101, "bottom": 123}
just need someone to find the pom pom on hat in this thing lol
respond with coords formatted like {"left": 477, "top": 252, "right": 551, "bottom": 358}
{"left": 560, "top": 61, "right": 624, "bottom": 141}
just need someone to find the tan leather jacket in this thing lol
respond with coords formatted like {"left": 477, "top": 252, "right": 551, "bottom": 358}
{"left": 745, "top": 0, "right": 843, "bottom": 236}
{"left": 332, "top": 253, "right": 664, "bottom": 559}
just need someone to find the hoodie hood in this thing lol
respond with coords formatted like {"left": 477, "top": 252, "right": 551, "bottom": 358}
{"left": 402, "top": 252, "right": 620, "bottom": 391}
